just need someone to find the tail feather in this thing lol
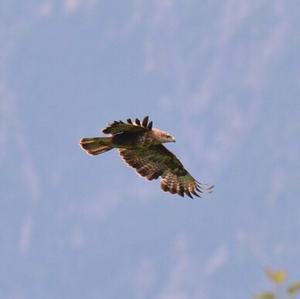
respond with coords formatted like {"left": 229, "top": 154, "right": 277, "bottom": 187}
{"left": 79, "top": 137, "right": 113, "bottom": 155}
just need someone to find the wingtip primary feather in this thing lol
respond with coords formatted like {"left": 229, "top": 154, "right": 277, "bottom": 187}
{"left": 125, "top": 116, "right": 153, "bottom": 130}
{"left": 185, "top": 190, "right": 193, "bottom": 199}
{"left": 148, "top": 121, "right": 153, "bottom": 130}
{"left": 142, "top": 116, "right": 149, "bottom": 128}
{"left": 191, "top": 190, "right": 201, "bottom": 198}
{"left": 195, "top": 180, "right": 214, "bottom": 193}
{"left": 207, "top": 184, "right": 215, "bottom": 190}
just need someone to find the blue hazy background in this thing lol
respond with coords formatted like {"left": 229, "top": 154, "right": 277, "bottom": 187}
{"left": 1, "top": 1, "right": 300, "bottom": 298}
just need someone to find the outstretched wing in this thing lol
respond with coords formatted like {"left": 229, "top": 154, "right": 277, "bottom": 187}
{"left": 103, "top": 116, "right": 153, "bottom": 135}
{"left": 119, "top": 145, "right": 213, "bottom": 198}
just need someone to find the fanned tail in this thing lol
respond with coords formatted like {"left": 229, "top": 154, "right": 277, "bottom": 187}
{"left": 79, "top": 137, "right": 113, "bottom": 155}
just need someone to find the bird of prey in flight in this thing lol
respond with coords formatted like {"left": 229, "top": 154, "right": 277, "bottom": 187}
{"left": 79, "top": 116, "right": 214, "bottom": 198}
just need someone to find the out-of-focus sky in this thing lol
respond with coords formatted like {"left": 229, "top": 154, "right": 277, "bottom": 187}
{"left": 1, "top": 0, "right": 300, "bottom": 298}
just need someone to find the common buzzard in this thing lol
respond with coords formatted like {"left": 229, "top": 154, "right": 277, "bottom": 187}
{"left": 79, "top": 116, "right": 214, "bottom": 198}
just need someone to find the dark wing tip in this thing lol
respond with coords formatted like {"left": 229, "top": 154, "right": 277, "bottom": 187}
{"left": 195, "top": 180, "right": 214, "bottom": 193}
{"left": 185, "top": 190, "right": 193, "bottom": 199}
{"left": 126, "top": 117, "right": 151, "bottom": 129}
{"left": 102, "top": 127, "right": 110, "bottom": 134}
{"left": 142, "top": 116, "right": 149, "bottom": 128}
{"left": 191, "top": 190, "right": 201, "bottom": 198}
{"left": 178, "top": 187, "right": 185, "bottom": 197}
{"left": 196, "top": 185, "right": 204, "bottom": 193}
{"left": 207, "top": 184, "right": 215, "bottom": 190}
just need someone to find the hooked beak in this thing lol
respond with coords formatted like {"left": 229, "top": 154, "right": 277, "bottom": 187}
{"left": 171, "top": 136, "right": 176, "bottom": 142}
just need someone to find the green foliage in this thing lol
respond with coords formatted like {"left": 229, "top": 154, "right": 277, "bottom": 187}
{"left": 255, "top": 269, "right": 300, "bottom": 299}
{"left": 255, "top": 292, "right": 276, "bottom": 299}
{"left": 266, "top": 269, "right": 287, "bottom": 285}
{"left": 287, "top": 282, "right": 300, "bottom": 297}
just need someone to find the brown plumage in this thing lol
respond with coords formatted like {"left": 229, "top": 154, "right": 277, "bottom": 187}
{"left": 79, "top": 116, "right": 214, "bottom": 198}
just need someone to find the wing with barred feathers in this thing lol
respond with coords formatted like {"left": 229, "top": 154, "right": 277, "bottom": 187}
{"left": 102, "top": 116, "right": 153, "bottom": 135}
{"left": 119, "top": 144, "right": 214, "bottom": 198}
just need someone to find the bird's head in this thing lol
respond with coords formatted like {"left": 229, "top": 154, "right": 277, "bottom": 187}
{"left": 152, "top": 128, "right": 176, "bottom": 144}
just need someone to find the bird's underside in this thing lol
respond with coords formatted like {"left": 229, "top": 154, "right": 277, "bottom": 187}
{"left": 80, "top": 116, "right": 214, "bottom": 198}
